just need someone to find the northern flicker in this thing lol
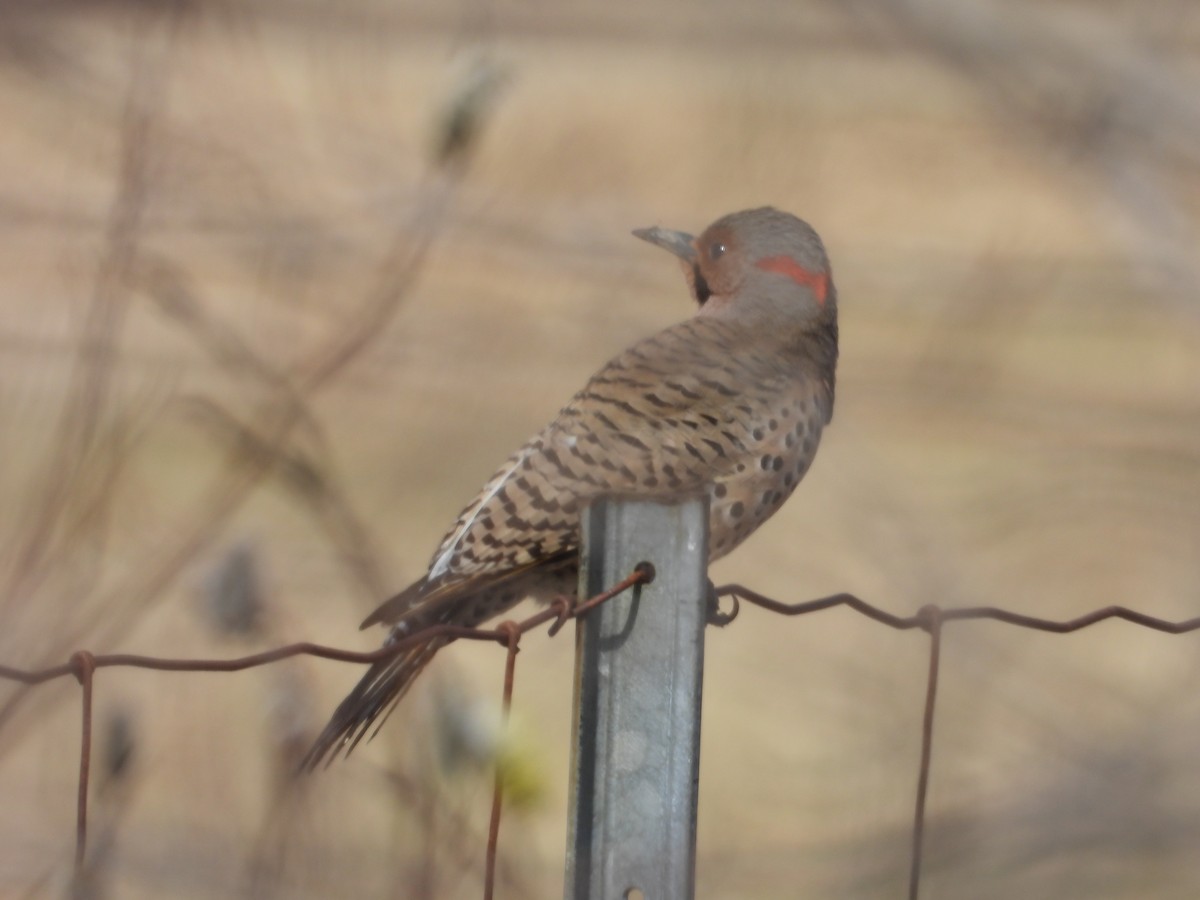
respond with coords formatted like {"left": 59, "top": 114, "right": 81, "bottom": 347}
{"left": 304, "top": 207, "right": 838, "bottom": 767}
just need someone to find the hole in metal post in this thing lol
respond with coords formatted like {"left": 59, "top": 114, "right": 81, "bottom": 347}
{"left": 634, "top": 561, "right": 656, "bottom": 584}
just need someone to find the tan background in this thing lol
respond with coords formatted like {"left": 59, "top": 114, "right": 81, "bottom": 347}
{"left": 1, "top": 1, "right": 1199, "bottom": 897}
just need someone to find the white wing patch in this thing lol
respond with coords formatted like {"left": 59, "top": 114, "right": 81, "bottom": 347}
{"left": 427, "top": 442, "right": 535, "bottom": 579}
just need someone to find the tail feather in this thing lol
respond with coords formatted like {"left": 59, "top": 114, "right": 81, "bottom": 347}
{"left": 301, "top": 634, "right": 448, "bottom": 770}
{"left": 360, "top": 578, "right": 428, "bottom": 629}
{"left": 305, "top": 554, "right": 577, "bottom": 771}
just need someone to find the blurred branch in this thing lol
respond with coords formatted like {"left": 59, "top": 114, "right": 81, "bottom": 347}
{"left": 848, "top": 0, "right": 1200, "bottom": 310}
{"left": 0, "top": 3, "right": 182, "bottom": 616}
{"left": 184, "top": 397, "right": 389, "bottom": 600}
{"left": 0, "top": 20, "right": 480, "bottom": 756}
{"left": 134, "top": 255, "right": 325, "bottom": 451}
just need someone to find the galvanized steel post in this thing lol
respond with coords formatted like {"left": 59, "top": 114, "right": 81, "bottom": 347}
{"left": 566, "top": 494, "right": 709, "bottom": 900}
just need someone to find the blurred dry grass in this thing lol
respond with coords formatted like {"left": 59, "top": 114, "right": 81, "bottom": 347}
{"left": 1, "top": 0, "right": 1199, "bottom": 897}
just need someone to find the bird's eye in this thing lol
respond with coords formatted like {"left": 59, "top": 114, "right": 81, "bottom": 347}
{"left": 710, "top": 242, "right": 727, "bottom": 260}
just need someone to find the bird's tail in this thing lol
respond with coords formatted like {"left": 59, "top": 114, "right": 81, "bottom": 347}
{"left": 301, "top": 632, "right": 448, "bottom": 770}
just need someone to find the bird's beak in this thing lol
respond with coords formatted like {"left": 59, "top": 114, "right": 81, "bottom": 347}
{"left": 632, "top": 226, "right": 697, "bottom": 264}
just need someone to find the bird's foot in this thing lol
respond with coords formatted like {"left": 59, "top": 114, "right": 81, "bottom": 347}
{"left": 547, "top": 594, "right": 577, "bottom": 637}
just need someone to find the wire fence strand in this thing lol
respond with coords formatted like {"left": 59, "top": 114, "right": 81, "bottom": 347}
{"left": 2, "top": 573, "right": 1198, "bottom": 898}
{"left": 714, "top": 585, "right": 1200, "bottom": 899}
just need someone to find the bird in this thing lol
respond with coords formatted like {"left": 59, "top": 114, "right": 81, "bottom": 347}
{"left": 303, "top": 207, "right": 838, "bottom": 768}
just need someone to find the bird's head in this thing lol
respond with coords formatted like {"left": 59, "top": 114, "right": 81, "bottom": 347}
{"left": 634, "top": 207, "right": 835, "bottom": 331}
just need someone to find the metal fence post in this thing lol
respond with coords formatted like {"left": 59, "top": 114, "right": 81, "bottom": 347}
{"left": 565, "top": 494, "right": 710, "bottom": 900}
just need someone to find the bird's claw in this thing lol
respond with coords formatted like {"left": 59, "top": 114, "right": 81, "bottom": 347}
{"left": 548, "top": 594, "right": 576, "bottom": 637}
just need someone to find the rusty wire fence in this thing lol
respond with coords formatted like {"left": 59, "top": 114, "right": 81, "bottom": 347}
{"left": 2, "top": 569, "right": 1198, "bottom": 899}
